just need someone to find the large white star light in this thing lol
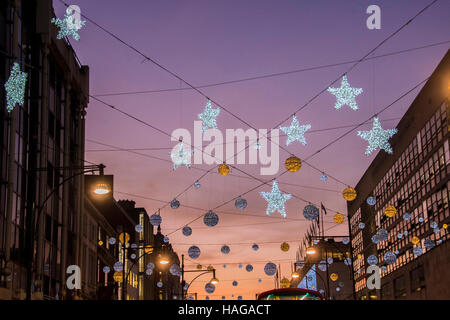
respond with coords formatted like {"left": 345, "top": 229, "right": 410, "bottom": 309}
{"left": 198, "top": 100, "right": 220, "bottom": 133}
{"left": 51, "top": 7, "right": 86, "bottom": 41}
{"left": 357, "top": 117, "right": 398, "bottom": 155}
{"left": 327, "top": 75, "right": 363, "bottom": 110}
{"left": 260, "top": 180, "right": 292, "bottom": 218}
{"left": 280, "top": 115, "right": 311, "bottom": 146}
{"left": 170, "top": 143, "right": 193, "bottom": 170}
{"left": 5, "top": 62, "right": 27, "bottom": 113}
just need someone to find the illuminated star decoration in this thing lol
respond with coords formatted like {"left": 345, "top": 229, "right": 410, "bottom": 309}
{"left": 198, "top": 100, "right": 220, "bottom": 133}
{"left": 169, "top": 143, "right": 193, "bottom": 170}
{"left": 327, "top": 75, "right": 363, "bottom": 110}
{"left": 279, "top": 115, "right": 311, "bottom": 146}
{"left": 4, "top": 63, "right": 27, "bottom": 113}
{"left": 260, "top": 180, "right": 292, "bottom": 218}
{"left": 51, "top": 8, "right": 86, "bottom": 41}
{"left": 357, "top": 117, "right": 398, "bottom": 155}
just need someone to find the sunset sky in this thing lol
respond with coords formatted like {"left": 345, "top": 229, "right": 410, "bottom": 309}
{"left": 52, "top": 0, "right": 450, "bottom": 299}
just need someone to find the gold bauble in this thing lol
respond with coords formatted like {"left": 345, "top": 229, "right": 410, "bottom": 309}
{"left": 280, "top": 242, "right": 290, "bottom": 252}
{"left": 411, "top": 236, "right": 420, "bottom": 245}
{"left": 285, "top": 156, "right": 302, "bottom": 173}
{"left": 218, "top": 163, "right": 230, "bottom": 176}
{"left": 207, "top": 265, "right": 214, "bottom": 271}
{"left": 113, "top": 272, "right": 123, "bottom": 283}
{"left": 443, "top": 224, "right": 448, "bottom": 229}
{"left": 384, "top": 205, "right": 397, "bottom": 218}
{"left": 333, "top": 213, "right": 345, "bottom": 224}
{"left": 98, "top": 240, "right": 103, "bottom": 246}
{"left": 196, "top": 264, "right": 203, "bottom": 270}
{"left": 343, "top": 187, "right": 357, "bottom": 201}
{"left": 330, "top": 273, "right": 338, "bottom": 281}
{"left": 144, "top": 245, "right": 153, "bottom": 254}
{"left": 280, "top": 277, "right": 290, "bottom": 288}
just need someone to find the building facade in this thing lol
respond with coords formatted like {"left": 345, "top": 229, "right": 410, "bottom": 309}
{"left": 347, "top": 51, "right": 450, "bottom": 300}
{"left": 0, "top": 0, "right": 88, "bottom": 299}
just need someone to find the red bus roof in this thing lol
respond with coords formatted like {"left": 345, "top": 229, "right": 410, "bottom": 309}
{"left": 257, "top": 287, "right": 324, "bottom": 300}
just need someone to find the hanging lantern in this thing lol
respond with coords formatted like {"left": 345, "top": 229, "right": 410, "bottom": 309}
{"left": 218, "top": 163, "right": 230, "bottom": 175}
{"left": 113, "top": 272, "right": 123, "bottom": 283}
{"left": 235, "top": 197, "right": 247, "bottom": 210}
{"left": 384, "top": 205, "right": 397, "bottom": 218}
{"left": 330, "top": 273, "right": 338, "bottom": 281}
{"left": 170, "top": 199, "right": 180, "bottom": 209}
{"left": 411, "top": 236, "right": 420, "bottom": 245}
{"left": 280, "top": 277, "right": 290, "bottom": 288}
{"left": 343, "top": 187, "right": 357, "bottom": 201}
{"left": 333, "top": 213, "right": 345, "bottom": 224}
{"left": 203, "top": 211, "right": 219, "bottom": 227}
{"left": 284, "top": 156, "right": 302, "bottom": 172}
{"left": 280, "top": 242, "right": 290, "bottom": 252}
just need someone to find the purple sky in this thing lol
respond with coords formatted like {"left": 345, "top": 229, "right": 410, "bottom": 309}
{"left": 53, "top": 0, "right": 450, "bottom": 299}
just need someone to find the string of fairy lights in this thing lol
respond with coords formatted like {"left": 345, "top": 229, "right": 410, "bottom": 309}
{"left": 2, "top": 0, "right": 446, "bottom": 298}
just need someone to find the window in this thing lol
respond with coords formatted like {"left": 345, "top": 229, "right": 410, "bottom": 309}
{"left": 394, "top": 275, "right": 406, "bottom": 299}
{"left": 410, "top": 265, "right": 425, "bottom": 292}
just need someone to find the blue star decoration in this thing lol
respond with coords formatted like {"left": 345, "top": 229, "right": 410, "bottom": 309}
{"left": 327, "top": 75, "right": 363, "bottom": 110}
{"left": 260, "top": 180, "right": 292, "bottom": 218}
{"left": 357, "top": 117, "right": 398, "bottom": 155}
{"left": 4, "top": 63, "right": 27, "bottom": 113}
{"left": 279, "top": 115, "right": 311, "bottom": 146}
{"left": 51, "top": 9, "right": 86, "bottom": 41}
{"left": 198, "top": 100, "right": 220, "bottom": 133}
{"left": 169, "top": 143, "right": 193, "bottom": 170}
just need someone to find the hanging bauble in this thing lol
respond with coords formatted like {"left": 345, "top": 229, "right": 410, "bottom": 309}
{"left": 384, "top": 205, "right": 397, "bottom": 218}
{"left": 203, "top": 211, "right": 219, "bottom": 227}
{"left": 196, "top": 264, "right": 202, "bottom": 270}
{"left": 157, "top": 282, "right": 163, "bottom": 288}
{"left": 280, "top": 277, "right": 290, "bottom": 288}
{"left": 182, "top": 226, "right": 192, "bottom": 237}
{"left": 424, "top": 239, "right": 434, "bottom": 249}
{"left": 430, "top": 221, "right": 438, "bottom": 229}
{"left": 163, "top": 236, "right": 169, "bottom": 243}
{"left": 318, "top": 261, "right": 327, "bottom": 272}
{"left": 221, "top": 245, "right": 230, "bottom": 254}
{"left": 366, "top": 196, "right": 376, "bottom": 206}
{"left": 327, "top": 257, "right": 334, "bottom": 265}
{"left": 343, "top": 187, "right": 357, "bottom": 201}
{"left": 170, "top": 264, "right": 182, "bottom": 276}
{"left": 232, "top": 281, "right": 238, "bottom": 287}
{"left": 235, "top": 197, "right": 247, "bottom": 210}
{"left": 207, "top": 265, "right": 214, "bottom": 272}
{"left": 238, "top": 264, "right": 243, "bottom": 269}
{"left": 147, "top": 262, "right": 155, "bottom": 270}
{"left": 135, "top": 224, "right": 143, "bottom": 233}
{"left": 113, "top": 261, "right": 123, "bottom": 272}
{"left": 383, "top": 251, "right": 396, "bottom": 265}
{"left": 359, "top": 222, "right": 365, "bottom": 229}
{"left": 333, "top": 213, "right": 345, "bottom": 224}
{"left": 113, "top": 272, "right": 123, "bottom": 283}
{"left": 252, "top": 244, "right": 259, "bottom": 251}
{"left": 411, "top": 236, "right": 420, "bottom": 245}
{"left": 150, "top": 214, "right": 162, "bottom": 226}
{"left": 303, "top": 204, "right": 319, "bottom": 221}
{"left": 103, "top": 266, "right": 110, "bottom": 274}
{"left": 330, "top": 273, "right": 338, "bottom": 281}
{"left": 108, "top": 237, "right": 116, "bottom": 245}
{"left": 246, "top": 264, "right": 253, "bottom": 272}
{"left": 205, "top": 283, "right": 215, "bottom": 294}
{"left": 130, "top": 243, "right": 137, "bottom": 249}
{"left": 280, "top": 242, "right": 290, "bottom": 252}
{"left": 367, "top": 255, "right": 378, "bottom": 266}
{"left": 194, "top": 181, "right": 201, "bottom": 188}
{"left": 218, "top": 163, "right": 230, "bottom": 176}
{"left": 130, "top": 254, "right": 136, "bottom": 260}
{"left": 402, "top": 212, "right": 411, "bottom": 220}
{"left": 413, "top": 247, "right": 423, "bottom": 256}
{"left": 443, "top": 224, "right": 448, "bottom": 229}
{"left": 188, "top": 246, "right": 201, "bottom": 259}
{"left": 145, "top": 268, "right": 152, "bottom": 276}
{"left": 264, "top": 262, "right": 277, "bottom": 276}
{"left": 170, "top": 199, "right": 180, "bottom": 209}
{"left": 285, "top": 156, "right": 302, "bottom": 172}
